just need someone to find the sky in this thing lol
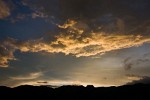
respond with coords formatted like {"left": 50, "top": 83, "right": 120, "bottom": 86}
{"left": 0, "top": 0, "right": 150, "bottom": 87}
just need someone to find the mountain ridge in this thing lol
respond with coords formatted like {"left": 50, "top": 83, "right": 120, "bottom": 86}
{"left": 0, "top": 83, "right": 149, "bottom": 99}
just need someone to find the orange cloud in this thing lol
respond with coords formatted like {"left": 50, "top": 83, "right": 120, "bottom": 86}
{"left": 50, "top": 32, "right": 150, "bottom": 57}
{"left": 0, "top": 38, "right": 17, "bottom": 67}
{"left": 126, "top": 74, "right": 142, "bottom": 80}
{"left": 0, "top": 20, "right": 150, "bottom": 67}
{"left": 58, "top": 19, "right": 77, "bottom": 29}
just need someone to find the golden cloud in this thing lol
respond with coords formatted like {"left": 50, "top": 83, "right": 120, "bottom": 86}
{"left": 0, "top": 20, "right": 150, "bottom": 67}
{"left": 126, "top": 74, "right": 142, "bottom": 80}
{"left": 0, "top": 38, "right": 16, "bottom": 67}
{"left": 49, "top": 32, "right": 150, "bottom": 57}
{"left": 58, "top": 19, "right": 77, "bottom": 29}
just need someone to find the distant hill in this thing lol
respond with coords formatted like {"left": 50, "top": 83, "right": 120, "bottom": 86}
{"left": 0, "top": 84, "right": 149, "bottom": 99}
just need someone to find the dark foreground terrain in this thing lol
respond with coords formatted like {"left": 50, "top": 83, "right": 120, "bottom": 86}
{"left": 0, "top": 84, "right": 149, "bottom": 99}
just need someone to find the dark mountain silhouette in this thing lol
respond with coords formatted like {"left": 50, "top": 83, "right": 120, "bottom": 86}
{"left": 0, "top": 84, "right": 149, "bottom": 99}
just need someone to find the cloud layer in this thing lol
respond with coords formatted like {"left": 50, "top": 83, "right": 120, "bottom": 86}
{"left": 0, "top": 20, "right": 150, "bottom": 67}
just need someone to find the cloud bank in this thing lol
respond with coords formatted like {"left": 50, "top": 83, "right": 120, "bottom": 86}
{"left": 0, "top": 20, "right": 150, "bottom": 67}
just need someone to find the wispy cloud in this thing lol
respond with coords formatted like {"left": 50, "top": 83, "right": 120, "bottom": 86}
{"left": 126, "top": 74, "right": 142, "bottom": 80}
{"left": 10, "top": 72, "right": 43, "bottom": 80}
{"left": 32, "top": 11, "right": 48, "bottom": 19}
{"left": 123, "top": 53, "right": 150, "bottom": 70}
{"left": 12, "top": 79, "right": 106, "bottom": 87}
{"left": 0, "top": 0, "right": 10, "bottom": 19}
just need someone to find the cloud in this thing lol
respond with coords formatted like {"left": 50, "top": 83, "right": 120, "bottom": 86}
{"left": 32, "top": 11, "right": 48, "bottom": 19}
{"left": 58, "top": 19, "right": 77, "bottom": 29}
{"left": 0, "top": 0, "right": 10, "bottom": 19}
{"left": 50, "top": 32, "right": 150, "bottom": 57}
{"left": 123, "top": 53, "right": 150, "bottom": 70}
{"left": 37, "top": 81, "right": 48, "bottom": 84}
{"left": 1, "top": 0, "right": 150, "bottom": 88}
{"left": 1, "top": 20, "right": 150, "bottom": 67}
{"left": 0, "top": 38, "right": 17, "bottom": 67}
{"left": 23, "top": 0, "right": 150, "bottom": 33}
{"left": 10, "top": 72, "right": 43, "bottom": 80}
{"left": 11, "top": 79, "right": 104, "bottom": 87}
{"left": 10, "top": 14, "right": 27, "bottom": 23}
{"left": 126, "top": 76, "right": 150, "bottom": 85}
{"left": 126, "top": 74, "right": 142, "bottom": 80}
{"left": 123, "top": 57, "right": 134, "bottom": 70}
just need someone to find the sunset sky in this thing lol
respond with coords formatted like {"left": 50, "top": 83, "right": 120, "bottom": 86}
{"left": 0, "top": 0, "right": 150, "bottom": 87}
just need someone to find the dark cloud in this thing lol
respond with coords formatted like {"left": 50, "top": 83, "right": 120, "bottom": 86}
{"left": 58, "top": 0, "right": 150, "bottom": 34}
{"left": 123, "top": 57, "right": 133, "bottom": 70}
{"left": 37, "top": 81, "right": 48, "bottom": 84}
{"left": 23, "top": 0, "right": 150, "bottom": 34}
{"left": 58, "top": 0, "right": 137, "bottom": 20}
{"left": 123, "top": 53, "right": 150, "bottom": 70}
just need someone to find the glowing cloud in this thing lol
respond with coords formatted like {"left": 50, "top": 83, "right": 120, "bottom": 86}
{"left": 50, "top": 32, "right": 150, "bottom": 57}
{"left": 58, "top": 19, "right": 77, "bottom": 29}
{"left": 0, "top": 20, "right": 150, "bottom": 67}
{"left": 0, "top": 38, "right": 16, "bottom": 67}
{"left": 126, "top": 74, "right": 142, "bottom": 80}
